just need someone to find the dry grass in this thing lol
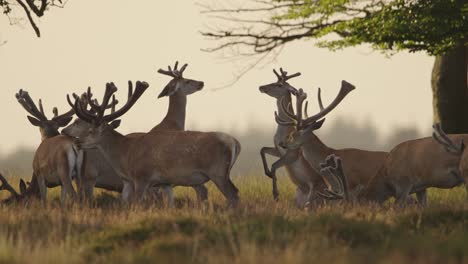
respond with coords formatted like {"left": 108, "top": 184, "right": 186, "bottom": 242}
{"left": 0, "top": 174, "right": 467, "bottom": 264}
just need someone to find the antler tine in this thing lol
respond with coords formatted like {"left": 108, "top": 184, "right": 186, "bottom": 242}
{"left": 273, "top": 69, "right": 281, "bottom": 80}
{"left": 174, "top": 61, "right": 179, "bottom": 71}
{"left": 317, "top": 88, "right": 324, "bottom": 111}
{"left": 295, "top": 89, "right": 307, "bottom": 128}
{"left": 103, "top": 81, "right": 149, "bottom": 121}
{"left": 432, "top": 123, "right": 465, "bottom": 154}
{"left": 285, "top": 72, "right": 301, "bottom": 81}
{"left": 16, "top": 90, "right": 47, "bottom": 120}
{"left": 111, "top": 95, "right": 116, "bottom": 113}
{"left": 0, "top": 173, "right": 19, "bottom": 198}
{"left": 96, "top": 82, "right": 118, "bottom": 121}
{"left": 38, "top": 99, "right": 45, "bottom": 117}
{"left": 86, "top": 86, "right": 102, "bottom": 114}
{"left": 70, "top": 94, "right": 95, "bottom": 123}
{"left": 179, "top": 63, "right": 188, "bottom": 74}
{"left": 303, "top": 80, "right": 355, "bottom": 127}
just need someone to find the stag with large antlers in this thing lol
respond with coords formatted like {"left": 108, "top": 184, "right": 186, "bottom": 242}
{"left": 64, "top": 81, "right": 241, "bottom": 207}
{"left": 317, "top": 125, "right": 467, "bottom": 206}
{"left": 15, "top": 89, "right": 80, "bottom": 205}
{"left": 259, "top": 68, "right": 326, "bottom": 207}
{"left": 276, "top": 81, "right": 390, "bottom": 203}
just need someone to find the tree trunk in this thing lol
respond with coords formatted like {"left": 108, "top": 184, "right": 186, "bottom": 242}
{"left": 431, "top": 44, "right": 468, "bottom": 134}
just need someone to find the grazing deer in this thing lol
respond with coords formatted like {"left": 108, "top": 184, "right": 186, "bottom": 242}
{"left": 259, "top": 68, "right": 325, "bottom": 206}
{"left": 276, "top": 82, "right": 389, "bottom": 201}
{"left": 64, "top": 81, "right": 241, "bottom": 207}
{"left": 317, "top": 124, "right": 466, "bottom": 206}
{"left": 15, "top": 90, "right": 80, "bottom": 205}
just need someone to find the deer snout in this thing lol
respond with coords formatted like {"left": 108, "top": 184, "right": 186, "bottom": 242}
{"left": 197, "top": 81, "right": 204, "bottom": 90}
{"left": 259, "top": 85, "right": 268, "bottom": 93}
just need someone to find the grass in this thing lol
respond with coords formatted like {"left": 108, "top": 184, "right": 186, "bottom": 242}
{"left": 0, "top": 174, "right": 467, "bottom": 263}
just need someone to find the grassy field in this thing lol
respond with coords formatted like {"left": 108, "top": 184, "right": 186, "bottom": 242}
{"left": 0, "top": 174, "right": 467, "bottom": 264}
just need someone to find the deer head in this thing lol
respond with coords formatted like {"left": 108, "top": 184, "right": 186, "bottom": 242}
{"left": 259, "top": 68, "right": 300, "bottom": 98}
{"left": 157, "top": 61, "right": 204, "bottom": 98}
{"left": 62, "top": 89, "right": 120, "bottom": 139}
{"left": 16, "top": 90, "right": 75, "bottom": 139}
{"left": 63, "top": 81, "right": 149, "bottom": 149}
{"left": 277, "top": 81, "right": 356, "bottom": 149}
{"left": 0, "top": 173, "right": 39, "bottom": 204}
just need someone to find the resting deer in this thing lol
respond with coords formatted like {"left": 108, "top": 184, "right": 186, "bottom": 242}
{"left": 64, "top": 81, "right": 241, "bottom": 207}
{"left": 259, "top": 68, "right": 325, "bottom": 207}
{"left": 15, "top": 90, "right": 80, "bottom": 205}
{"left": 276, "top": 82, "right": 389, "bottom": 200}
{"left": 317, "top": 124, "right": 466, "bottom": 206}
{"left": 0, "top": 173, "right": 37, "bottom": 204}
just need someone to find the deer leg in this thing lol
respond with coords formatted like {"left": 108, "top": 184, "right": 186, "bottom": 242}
{"left": 416, "top": 189, "right": 428, "bottom": 207}
{"left": 269, "top": 150, "right": 299, "bottom": 201}
{"left": 121, "top": 180, "right": 133, "bottom": 204}
{"left": 162, "top": 186, "right": 174, "bottom": 208}
{"left": 193, "top": 184, "right": 208, "bottom": 205}
{"left": 133, "top": 180, "right": 148, "bottom": 203}
{"left": 395, "top": 184, "right": 413, "bottom": 207}
{"left": 211, "top": 177, "right": 239, "bottom": 208}
{"left": 260, "top": 147, "right": 280, "bottom": 178}
{"left": 37, "top": 174, "right": 47, "bottom": 207}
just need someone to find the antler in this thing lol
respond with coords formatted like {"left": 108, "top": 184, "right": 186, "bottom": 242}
{"left": 15, "top": 89, "right": 48, "bottom": 121}
{"left": 317, "top": 155, "right": 349, "bottom": 201}
{"left": 432, "top": 123, "right": 465, "bottom": 154}
{"left": 71, "top": 81, "right": 149, "bottom": 124}
{"left": 273, "top": 67, "right": 301, "bottom": 83}
{"left": 157, "top": 61, "right": 188, "bottom": 79}
{"left": 302, "top": 81, "right": 355, "bottom": 128}
{"left": 0, "top": 173, "right": 20, "bottom": 199}
{"left": 274, "top": 88, "right": 308, "bottom": 127}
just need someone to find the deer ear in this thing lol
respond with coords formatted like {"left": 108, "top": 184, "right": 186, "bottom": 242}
{"left": 158, "top": 80, "right": 179, "bottom": 98}
{"left": 55, "top": 116, "right": 73, "bottom": 127}
{"left": 27, "top": 116, "right": 42, "bottom": 127}
{"left": 19, "top": 179, "right": 27, "bottom": 194}
{"left": 109, "top": 120, "right": 121, "bottom": 129}
{"left": 303, "top": 118, "right": 326, "bottom": 133}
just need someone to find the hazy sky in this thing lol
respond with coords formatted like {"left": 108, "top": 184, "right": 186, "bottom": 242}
{"left": 0, "top": 0, "right": 434, "bottom": 154}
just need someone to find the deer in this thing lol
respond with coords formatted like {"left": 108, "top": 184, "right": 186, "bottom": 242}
{"left": 275, "top": 81, "right": 390, "bottom": 202}
{"left": 316, "top": 124, "right": 467, "bottom": 207}
{"left": 15, "top": 89, "right": 80, "bottom": 206}
{"left": 128, "top": 61, "right": 207, "bottom": 205}
{"left": 259, "top": 68, "right": 326, "bottom": 207}
{"left": 63, "top": 81, "right": 241, "bottom": 208}
{"left": 0, "top": 173, "right": 34, "bottom": 204}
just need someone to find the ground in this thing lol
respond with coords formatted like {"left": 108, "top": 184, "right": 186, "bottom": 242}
{"left": 0, "top": 174, "right": 467, "bottom": 264}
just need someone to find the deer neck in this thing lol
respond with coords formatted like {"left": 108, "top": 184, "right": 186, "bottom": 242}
{"left": 153, "top": 94, "right": 186, "bottom": 131}
{"left": 360, "top": 169, "right": 391, "bottom": 203}
{"left": 300, "top": 135, "right": 334, "bottom": 171}
{"left": 93, "top": 130, "right": 132, "bottom": 181}
{"left": 40, "top": 129, "right": 60, "bottom": 141}
{"left": 275, "top": 94, "right": 295, "bottom": 137}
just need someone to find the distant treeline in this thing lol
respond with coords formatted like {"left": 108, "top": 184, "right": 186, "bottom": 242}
{"left": 0, "top": 117, "right": 431, "bottom": 178}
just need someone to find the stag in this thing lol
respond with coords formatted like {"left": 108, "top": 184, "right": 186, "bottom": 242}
{"left": 64, "top": 81, "right": 241, "bottom": 207}
{"left": 259, "top": 68, "right": 325, "bottom": 206}
{"left": 15, "top": 90, "right": 79, "bottom": 205}
{"left": 128, "top": 61, "right": 207, "bottom": 205}
{"left": 317, "top": 124, "right": 466, "bottom": 206}
{"left": 276, "top": 81, "right": 390, "bottom": 201}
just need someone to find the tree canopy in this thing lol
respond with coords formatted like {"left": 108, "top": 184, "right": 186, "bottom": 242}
{"left": 201, "top": 0, "right": 468, "bottom": 56}
{"left": 1, "top": 0, "right": 66, "bottom": 37}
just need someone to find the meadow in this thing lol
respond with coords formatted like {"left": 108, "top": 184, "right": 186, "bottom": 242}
{"left": 0, "top": 174, "right": 466, "bottom": 264}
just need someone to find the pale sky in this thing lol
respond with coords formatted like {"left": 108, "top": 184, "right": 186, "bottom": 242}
{"left": 0, "top": 0, "right": 434, "bottom": 154}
